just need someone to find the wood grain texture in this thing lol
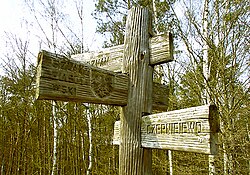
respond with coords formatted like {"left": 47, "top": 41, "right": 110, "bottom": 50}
{"left": 71, "top": 33, "right": 173, "bottom": 72}
{"left": 119, "top": 7, "right": 153, "bottom": 175}
{"left": 150, "top": 32, "right": 173, "bottom": 65}
{"left": 36, "top": 50, "right": 169, "bottom": 110}
{"left": 36, "top": 50, "right": 128, "bottom": 106}
{"left": 114, "top": 105, "right": 220, "bottom": 155}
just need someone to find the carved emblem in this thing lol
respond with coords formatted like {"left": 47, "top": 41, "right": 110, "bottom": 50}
{"left": 90, "top": 69, "right": 114, "bottom": 98}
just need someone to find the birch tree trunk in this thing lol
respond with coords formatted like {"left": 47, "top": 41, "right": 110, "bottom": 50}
{"left": 152, "top": 0, "right": 158, "bottom": 33}
{"left": 202, "top": 0, "right": 216, "bottom": 174}
{"left": 247, "top": 122, "right": 250, "bottom": 175}
{"left": 52, "top": 101, "right": 57, "bottom": 175}
{"left": 214, "top": 0, "right": 228, "bottom": 173}
{"left": 168, "top": 150, "right": 173, "bottom": 175}
{"left": 86, "top": 104, "right": 93, "bottom": 175}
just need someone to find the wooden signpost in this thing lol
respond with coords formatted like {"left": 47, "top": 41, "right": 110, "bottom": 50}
{"left": 36, "top": 50, "right": 169, "bottom": 111}
{"left": 35, "top": 6, "right": 219, "bottom": 175}
{"left": 113, "top": 105, "right": 219, "bottom": 155}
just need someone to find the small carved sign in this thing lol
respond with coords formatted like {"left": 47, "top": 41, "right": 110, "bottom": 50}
{"left": 36, "top": 50, "right": 128, "bottom": 105}
{"left": 113, "top": 105, "right": 220, "bottom": 155}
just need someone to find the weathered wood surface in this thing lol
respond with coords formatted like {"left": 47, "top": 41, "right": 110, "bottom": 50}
{"left": 119, "top": 7, "right": 153, "bottom": 175}
{"left": 114, "top": 105, "right": 220, "bottom": 155}
{"left": 71, "top": 33, "right": 173, "bottom": 72}
{"left": 36, "top": 50, "right": 128, "bottom": 105}
{"left": 36, "top": 50, "right": 169, "bottom": 110}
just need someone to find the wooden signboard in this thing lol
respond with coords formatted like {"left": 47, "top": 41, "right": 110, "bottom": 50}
{"left": 113, "top": 105, "right": 220, "bottom": 155}
{"left": 71, "top": 33, "right": 173, "bottom": 72}
{"left": 36, "top": 50, "right": 128, "bottom": 105}
{"left": 36, "top": 50, "right": 169, "bottom": 110}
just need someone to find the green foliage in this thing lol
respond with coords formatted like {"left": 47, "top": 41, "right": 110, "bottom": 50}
{"left": 0, "top": 70, "right": 121, "bottom": 174}
{"left": 92, "top": 0, "right": 178, "bottom": 47}
{"left": 179, "top": 69, "right": 203, "bottom": 107}
{"left": 92, "top": 0, "right": 127, "bottom": 47}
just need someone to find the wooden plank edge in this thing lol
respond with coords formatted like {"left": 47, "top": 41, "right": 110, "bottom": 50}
{"left": 71, "top": 33, "right": 174, "bottom": 70}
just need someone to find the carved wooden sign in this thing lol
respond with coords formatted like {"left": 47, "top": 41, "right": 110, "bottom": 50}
{"left": 71, "top": 33, "right": 173, "bottom": 72}
{"left": 36, "top": 50, "right": 128, "bottom": 105}
{"left": 113, "top": 105, "right": 220, "bottom": 155}
{"left": 35, "top": 6, "right": 220, "bottom": 175}
{"left": 36, "top": 50, "right": 169, "bottom": 110}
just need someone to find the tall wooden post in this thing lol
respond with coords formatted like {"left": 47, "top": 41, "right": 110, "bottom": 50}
{"left": 119, "top": 6, "right": 153, "bottom": 175}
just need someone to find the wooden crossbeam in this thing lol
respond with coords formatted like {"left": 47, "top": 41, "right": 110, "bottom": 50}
{"left": 113, "top": 105, "right": 220, "bottom": 155}
{"left": 36, "top": 50, "right": 169, "bottom": 110}
{"left": 71, "top": 33, "right": 173, "bottom": 72}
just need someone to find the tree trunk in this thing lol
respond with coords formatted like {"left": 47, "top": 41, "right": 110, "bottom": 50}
{"left": 223, "top": 143, "right": 228, "bottom": 175}
{"left": 52, "top": 101, "right": 57, "bottom": 175}
{"left": 152, "top": 0, "right": 158, "bottom": 33}
{"left": 202, "top": 0, "right": 216, "bottom": 174}
{"left": 119, "top": 6, "right": 153, "bottom": 175}
{"left": 86, "top": 104, "right": 93, "bottom": 175}
{"left": 247, "top": 121, "right": 250, "bottom": 175}
{"left": 168, "top": 150, "right": 173, "bottom": 175}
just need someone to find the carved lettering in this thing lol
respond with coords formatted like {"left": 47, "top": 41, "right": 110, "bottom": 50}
{"left": 183, "top": 122, "right": 188, "bottom": 133}
{"left": 52, "top": 58, "right": 59, "bottom": 68}
{"left": 156, "top": 124, "right": 161, "bottom": 134}
{"left": 52, "top": 84, "right": 76, "bottom": 96}
{"left": 197, "top": 122, "right": 202, "bottom": 133}
{"left": 147, "top": 125, "right": 154, "bottom": 134}
{"left": 161, "top": 124, "right": 166, "bottom": 134}
{"left": 188, "top": 122, "right": 195, "bottom": 133}
{"left": 42, "top": 54, "right": 118, "bottom": 99}
{"left": 52, "top": 84, "right": 60, "bottom": 91}
{"left": 146, "top": 121, "right": 203, "bottom": 134}
{"left": 47, "top": 56, "right": 90, "bottom": 77}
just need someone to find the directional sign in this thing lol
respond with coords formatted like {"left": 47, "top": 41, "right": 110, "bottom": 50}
{"left": 113, "top": 105, "right": 220, "bottom": 155}
{"left": 36, "top": 50, "right": 169, "bottom": 110}
{"left": 71, "top": 33, "right": 173, "bottom": 72}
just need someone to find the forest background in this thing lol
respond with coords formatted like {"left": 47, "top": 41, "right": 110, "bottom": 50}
{"left": 0, "top": 0, "right": 249, "bottom": 174}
